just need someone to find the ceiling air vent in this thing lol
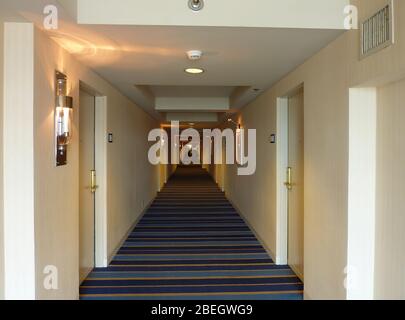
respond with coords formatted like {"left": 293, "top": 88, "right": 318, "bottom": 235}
{"left": 361, "top": 2, "right": 394, "bottom": 58}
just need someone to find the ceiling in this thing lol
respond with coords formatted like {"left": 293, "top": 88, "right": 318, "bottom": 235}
{"left": 150, "top": 86, "right": 236, "bottom": 98}
{"left": 0, "top": 0, "right": 346, "bottom": 125}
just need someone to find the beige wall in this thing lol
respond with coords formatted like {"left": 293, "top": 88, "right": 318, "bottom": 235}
{"left": 166, "top": 164, "right": 178, "bottom": 182}
{"left": 207, "top": 162, "right": 216, "bottom": 182}
{"left": 159, "top": 164, "right": 167, "bottom": 190}
{"left": 374, "top": 79, "right": 405, "bottom": 299}
{"left": 33, "top": 27, "right": 159, "bottom": 299}
{"left": 349, "top": 0, "right": 405, "bottom": 300}
{"left": 215, "top": 0, "right": 405, "bottom": 299}
{"left": 0, "top": 20, "right": 4, "bottom": 300}
{"left": 224, "top": 36, "right": 349, "bottom": 299}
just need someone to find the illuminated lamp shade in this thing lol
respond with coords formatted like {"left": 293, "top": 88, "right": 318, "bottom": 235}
{"left": 55, "top": 72, "right": 73, "bottom": 166}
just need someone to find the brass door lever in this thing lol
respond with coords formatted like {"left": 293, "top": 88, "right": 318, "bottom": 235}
{"left": 90, "top": 170, "right": 99, "bottom": 193}
{"left": 284, "top": 167, "right": 293, "bottom": 191}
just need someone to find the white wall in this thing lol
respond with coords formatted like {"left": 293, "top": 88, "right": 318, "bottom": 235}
{"left": 216, "top": 0, "right": 405, "bottom": 300}
{"left": 3, "top": 23, "right": 36, "bottom": 300}
{"left": 0, "top": 24, "right": 160, "bottom": 300}
{"left": 347, "top": 88, "right": 377, "bottom": 300}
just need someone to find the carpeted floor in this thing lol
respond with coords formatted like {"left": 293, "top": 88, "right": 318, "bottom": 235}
{"left": 80, "top": 166, "right": 303, "bottom": 300}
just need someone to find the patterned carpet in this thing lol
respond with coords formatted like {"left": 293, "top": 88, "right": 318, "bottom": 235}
{"left": 80, "top": 166, "right": 303, "bottom": 300}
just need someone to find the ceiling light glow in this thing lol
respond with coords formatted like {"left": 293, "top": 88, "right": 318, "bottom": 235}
{"left": 185, "top": 68, "right": 204, "bottom": 74}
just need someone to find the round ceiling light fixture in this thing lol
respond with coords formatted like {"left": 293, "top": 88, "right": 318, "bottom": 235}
{"left": 185, "top": 68, "right": 204, "bottom": 74}
{"left": 188, "top": 0, "right": 204, "bottom": 11}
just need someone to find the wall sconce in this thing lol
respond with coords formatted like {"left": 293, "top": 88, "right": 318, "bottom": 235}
{"left": 55, "top": 71, "right": 73, "bottom": 166}
{"left": 228, "top": 118, "right": 241, "bottom": 131}
{"left": 228, "top": 118, "right": 243, "bottom": 165}
{"left": 235, "top": 124, "right": 243, "bottom": 165}
{"left": 228, "top": 118, "right": 239, "bottom": 126}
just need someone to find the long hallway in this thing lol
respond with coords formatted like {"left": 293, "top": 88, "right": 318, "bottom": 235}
{"left": 80, "top": 166, "right": 303, "bottom": 300}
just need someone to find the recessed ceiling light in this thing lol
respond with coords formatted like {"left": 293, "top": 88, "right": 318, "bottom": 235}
{"left": 185, "top": 68, "right": 204, "bottom": 74}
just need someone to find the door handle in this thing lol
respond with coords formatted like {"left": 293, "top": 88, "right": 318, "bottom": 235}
{"left": 90, "top": 170, "right": 99, "bottom": 193}
{"left": 284, "top": 167, "right": 293, "bottom": 191}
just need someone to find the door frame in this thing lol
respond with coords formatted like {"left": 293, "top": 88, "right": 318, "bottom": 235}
{"left": 79, "top": 82, "right": 108, "bottom": 268}
{"left": 275, "top": 84, "right": 304, "bottom": 266}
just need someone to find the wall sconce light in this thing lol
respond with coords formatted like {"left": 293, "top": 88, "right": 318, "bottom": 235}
{"left": 228, "top": 118, "right": 239, "bottom": 127}
{"left": 55, "top": 71, "right": 73, "bottom": 166}
{"left": 235, "top": 125, "right": 243, "bottom": 165}
{"left": 228, "top": 118, "right": 243, "bottom": 165}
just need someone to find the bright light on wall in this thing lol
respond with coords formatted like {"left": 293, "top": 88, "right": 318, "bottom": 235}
{"left": 55, "top": 71, "right": 73, "bottom": 166}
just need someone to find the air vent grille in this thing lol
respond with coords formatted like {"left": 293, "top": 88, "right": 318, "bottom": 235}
{"left": 361, "top": 4, "right": 393, "bottom": 58}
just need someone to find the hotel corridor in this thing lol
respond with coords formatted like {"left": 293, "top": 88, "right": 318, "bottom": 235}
{"left": 80, "top": 166, "right": 303, "bottom": 300}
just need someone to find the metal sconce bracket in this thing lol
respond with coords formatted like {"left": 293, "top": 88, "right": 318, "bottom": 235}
{"left": 55, "top": 71, "right": 73, "bottom": 166}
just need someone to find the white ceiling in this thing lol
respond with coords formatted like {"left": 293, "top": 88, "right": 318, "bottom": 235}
{"left": 62, "top": 24, "right": 343, "bottom": 121}
{"left": 87, "top": 25, "right": 342, "bottom": 87}
{"left": 0, "top": 0, "right": 345, "bottom": 124}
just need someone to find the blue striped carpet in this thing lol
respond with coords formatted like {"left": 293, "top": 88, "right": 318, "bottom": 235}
{"left": 80, "top": 166, "right": 303, "bottom": 300}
